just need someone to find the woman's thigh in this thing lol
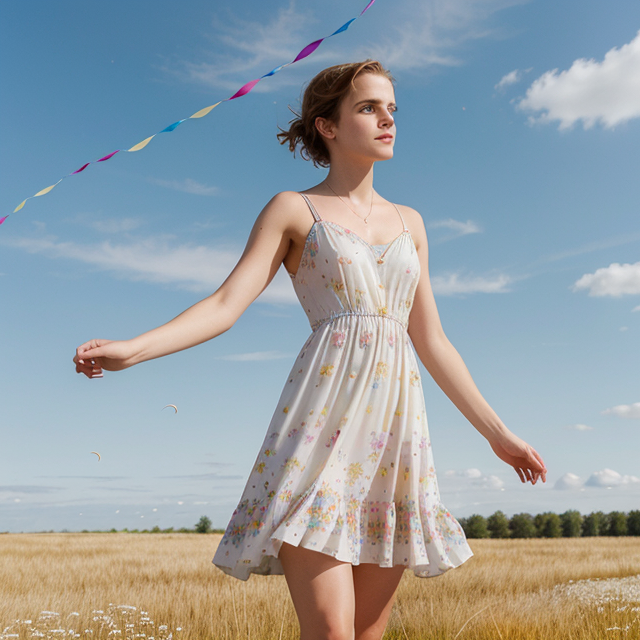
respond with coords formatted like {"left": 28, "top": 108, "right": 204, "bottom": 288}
{"left": 352, "top": 563, "right": 406, "bottom": 640}
{"left": 278, "top": 541, "right": 356, "bottom": 640}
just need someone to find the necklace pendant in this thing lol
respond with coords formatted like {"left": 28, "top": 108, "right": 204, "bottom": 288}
{"left": 377, "top": 258, "right": 384, "bottom": 264}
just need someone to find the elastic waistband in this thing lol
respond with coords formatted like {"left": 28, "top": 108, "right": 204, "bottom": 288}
{"left": 311, "top": 310, "right": 408, "bottom": 332}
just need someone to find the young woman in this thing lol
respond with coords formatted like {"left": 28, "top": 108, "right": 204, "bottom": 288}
{"left": 74, "top": 60, "right": 546, "bottom": 640}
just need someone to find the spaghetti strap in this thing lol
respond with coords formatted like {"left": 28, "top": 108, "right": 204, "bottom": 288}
{"left": 299, "top": 193, "right": 323, "bottom": 223}
{"left": 392, "top": 202, "right": 408, "bottom": 232}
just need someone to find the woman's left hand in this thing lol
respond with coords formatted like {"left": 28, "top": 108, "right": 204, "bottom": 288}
{"left": 488, "top": 430, "right": 547, "bottom": 485}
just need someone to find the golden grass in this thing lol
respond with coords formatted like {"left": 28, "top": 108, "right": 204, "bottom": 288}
{"left": 1, "top": 534, "right": 639, "bottom": 639}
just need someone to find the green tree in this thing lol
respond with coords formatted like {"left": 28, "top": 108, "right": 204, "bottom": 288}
{"left": 487, "top": 511, "right": 511, "bottom": 538}
{"left": 509, "top": 513, "right": 537, "bottom": 538}
{"left": 195, "top": 515, "right": 212, "bottom": 533}
{"left": 461, "top": 514, "right": 490, "bottom": 538}
{"left": 560, "top": 510, "right": 583, "bottom": 537}
{"left": 534, "top": 512, "right": 562, "bottom": 538}
{"left": 627, "top": 510, "right": 640, "bottom": 536}
{"left": 606, "top": 511, "right": 628, "bottom": 536}
{"left": 582, "top": 511, "right": 605, "bottom": 536}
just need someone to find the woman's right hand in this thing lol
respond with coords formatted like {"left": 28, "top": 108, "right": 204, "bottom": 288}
{"left": 73, "top": 339, "right": 138, "bottom": 379}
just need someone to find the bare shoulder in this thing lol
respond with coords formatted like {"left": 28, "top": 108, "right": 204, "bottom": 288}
{"left": 394, "top": 203, "right": 427, "bottom": 252}
{"left": 260, "top": 190, "right": 308, "bottom": 230}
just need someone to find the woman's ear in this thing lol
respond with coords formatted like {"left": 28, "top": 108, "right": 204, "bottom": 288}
{"left": 315, "top": 116, "right": 336, "bottom": 140}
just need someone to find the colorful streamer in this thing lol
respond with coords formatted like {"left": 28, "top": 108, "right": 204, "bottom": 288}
{"left": 1, "top": 0, "right": 377, "bottom": 228}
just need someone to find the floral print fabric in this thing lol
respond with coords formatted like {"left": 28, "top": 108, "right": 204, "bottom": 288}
{"left": 212, "top": 193, "right": 473, "bottom": 581}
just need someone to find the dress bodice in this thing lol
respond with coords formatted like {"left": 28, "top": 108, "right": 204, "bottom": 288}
{"left": 290, "top": 194, "right": 421, "bottom": 333}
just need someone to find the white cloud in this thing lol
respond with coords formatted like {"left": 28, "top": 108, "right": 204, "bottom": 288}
{"left": 167, "top": 0, "right": 528, "bottom": 92}
{"left": 431, "top": 273, "right": 512, "bottom": 295}
{"left": 150, "top": 178, "right": 219, "bottom": 196}
{"left": 585, "top": 469, "right": 640, "bottom": 488}
{"left": 428, "top": 218, "right": 482, "bottom": 240}
{"left": 215, "top": 350, "right": 295, "bottom": 362}
{"left": 602, "top": 403, "right": 640, "bottom": 420}
{"left": 572, "top": 262, "right": 640, "bottom": 297}
{"left": 540, "top": 233, "right": 640, "bottom": 264}
{"left": 446, "top": 468, "right": 483, "bottom": 479}
{"left": 444, "top": 468, "right": 504, "bottom": 489}
{"left": 166, "top": 3, "right": 319, "bottom": 93}
{"left": 517, "top": 30, "right": 640, "bottom": 130}
{"left": 554, "top": 473, "right": 584, "bottom": 490}
{"left": 633, "top": 305, "right": 640, "bottom": 313}
{"left": 69, "top": 214, "right": 143, "bottom": 234}
{"left": 3, "top": 232, "right": 515, "bottom": 303}
{"left": 365, "top": 0, "right": 528, "bottom": 72}
{"left": 3, "top": 235, "right": 296, "bottom": 303}
{"left": 565, "top": 423, "right": 594, "bottom": 431}
{"left": 495, "top": 69, "right": 521, "bottom": 90}
{"left": 474, "top": 475, "right": 505, "bottom": 490}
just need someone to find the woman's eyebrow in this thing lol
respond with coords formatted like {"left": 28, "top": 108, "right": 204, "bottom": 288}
{"left": 353, "top": 98, "right": 397, "bottom": 108}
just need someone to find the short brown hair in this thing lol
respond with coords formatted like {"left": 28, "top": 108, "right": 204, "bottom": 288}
{"left": 277, "top": 60, "right": 395, "bottom": 168}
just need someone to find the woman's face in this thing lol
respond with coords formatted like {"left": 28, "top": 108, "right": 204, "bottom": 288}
{"left": 321, "top": 73, "right": 397, "bottom": 164}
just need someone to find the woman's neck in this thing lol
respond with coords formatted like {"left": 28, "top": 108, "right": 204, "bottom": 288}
{"left": 322, "top": 158, "right": 376, "bottom": 204}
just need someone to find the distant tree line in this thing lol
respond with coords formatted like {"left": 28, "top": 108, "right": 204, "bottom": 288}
{"left": 459, "top": 510, "right": 640, "bottom": 538}
{"left": 74, "top": 516, "right": 226, "bottom": 534}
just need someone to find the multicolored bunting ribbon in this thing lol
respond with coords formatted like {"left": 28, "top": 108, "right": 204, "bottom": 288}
{"left": 1, "top": 0, "right": 377, "bottom": 228}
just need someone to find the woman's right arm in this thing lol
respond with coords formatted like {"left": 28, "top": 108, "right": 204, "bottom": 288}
{"left": 74, "top": 191, "right": 302, "bottom": 379}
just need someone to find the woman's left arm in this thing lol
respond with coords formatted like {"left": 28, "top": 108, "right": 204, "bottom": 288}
{"left": 405, "top": 208, "right": 547, "bottom": 485}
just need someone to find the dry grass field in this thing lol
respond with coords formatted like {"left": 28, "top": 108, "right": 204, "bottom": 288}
{"left": 1, "top": 533, "right": 639, "bottom": 639}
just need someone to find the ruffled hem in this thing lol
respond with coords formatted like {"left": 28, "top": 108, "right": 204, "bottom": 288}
{"left": 212, "top": 478, "right": 473, "bottom": 582}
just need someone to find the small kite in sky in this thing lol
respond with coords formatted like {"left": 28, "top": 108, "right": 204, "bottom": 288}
{"left": 91, "top": 451, "right": 101, "bottom": 461}
{"left": 162, "top": 404, "right": 178, "bottom": 414}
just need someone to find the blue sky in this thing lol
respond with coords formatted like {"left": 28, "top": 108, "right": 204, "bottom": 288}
{"left": 1, "top": 0, "right": 638, "bottom": 533}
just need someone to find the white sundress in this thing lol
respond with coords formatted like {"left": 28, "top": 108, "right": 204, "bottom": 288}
{"left": 212, "top": 192, "right": 473, "bottom": 581}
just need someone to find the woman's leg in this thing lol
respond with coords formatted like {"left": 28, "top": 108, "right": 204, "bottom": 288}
{"left": 278, "top": 541, "right": 356, "bottom": 640}
{"left": 352, "top": 563, "right": 406, "bottom": 640}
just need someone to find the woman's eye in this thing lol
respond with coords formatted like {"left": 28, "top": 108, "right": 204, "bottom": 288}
{"left": 362, "top": 105, "right": 374, "bottom": 112}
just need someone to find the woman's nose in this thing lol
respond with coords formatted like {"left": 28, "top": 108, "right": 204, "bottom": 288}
{"left": 380, "top": 112, "right": 394, "bottom": 127}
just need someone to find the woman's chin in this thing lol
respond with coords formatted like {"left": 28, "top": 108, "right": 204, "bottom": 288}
{"left": 374, "top": 149, "right": 394, "bottom": 162}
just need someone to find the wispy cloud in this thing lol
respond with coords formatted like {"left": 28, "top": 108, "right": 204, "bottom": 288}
{"left": 68, "top": 214, "right": 144, "bottom": 234}
{"left": 165, "top": 2, "right": 319, "bottom": 93}
{"left": 494, "top": 69, "right": 521, "bottom": 90}
{"left": 156, "top": 473, "right": 243, "bottom": 481}
{"left": 2, "top": 234, "right": 296, "bottom": 302}
{"left": 150, "top": 178, "right": 220, "bottom": 196}
{"left": 573, "top": 262, "right": 640, "bottom": 297}
{"left": 215, "top": 350, "right": 296, "bottom": 362}
{"left": 444, "top": 468, "right": 505, "bottom": 490}
{"left": 540, "top": 233, "right": 640, "bottom": 264}
{"left": 431, "top": 272, "right": 512, "bottom": 295}
{"left": 0, "top": 485, "right": 64, "bottom": 494}
{"left": 565, "top": 423, "right": 594, "bottom": 431}
{"left": 364, "top": 0, "right": 528, "bottom": 72}
{"left": 37, "top": 476, "right": 131, "bottom": 481}
{"left": 428, "top": 218, "right": 482, "bottom": 241}
{"left": 602, "top": 403, "right": 640, "bottom": 420}
{"left": 95, "top": 487, "right": 154, "bottom": 493}
{"left": 165, "top": 0, "right": 529, "bottom": 92}
{"left": 517, "top": 29, "right": 640, "bottom": 129}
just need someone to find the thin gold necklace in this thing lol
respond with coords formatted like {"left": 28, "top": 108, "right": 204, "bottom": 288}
{"left": 325, "top": 181, "right": 374, "bottom": 224}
